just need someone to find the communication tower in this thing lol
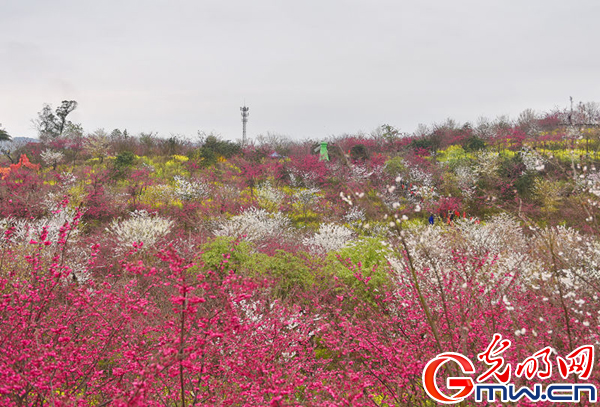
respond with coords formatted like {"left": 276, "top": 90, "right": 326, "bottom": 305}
{"left": 240, "top": 105, "right": 249, "bottom": 146}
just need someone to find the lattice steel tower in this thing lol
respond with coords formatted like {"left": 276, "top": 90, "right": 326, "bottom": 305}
{"left": 240, "top": 105, "right": 249, "bottom": 146}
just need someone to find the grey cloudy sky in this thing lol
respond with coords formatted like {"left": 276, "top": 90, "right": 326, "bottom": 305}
{"left": 1, "top": 0, "right": 599, "bottom": 141}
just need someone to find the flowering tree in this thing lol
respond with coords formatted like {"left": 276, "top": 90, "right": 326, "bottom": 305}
{"left": 40, "top": 149, "right": 65, "bottom": 170}
{"left": 84, "top": 130, "right": 111, "bottom": 163}
{"left": 214, "top": 207, "right": 291, "bottom": 245}
{"left": 303, "top": 222, "right": 354, "bottom": 254}
{"left": 106, "top": 209, "right": 174, "bottom": 251}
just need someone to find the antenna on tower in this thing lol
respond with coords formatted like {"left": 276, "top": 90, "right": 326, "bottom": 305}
{"left": 569, "top": 96, "right": 573, "bottom": 126}
{"left": 240, "top": 105, "right": 249, "bottom": 146}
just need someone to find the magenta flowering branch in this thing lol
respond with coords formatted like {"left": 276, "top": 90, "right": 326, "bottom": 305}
{"left": 351, "top": 187, "right": 445, "bottom": 355}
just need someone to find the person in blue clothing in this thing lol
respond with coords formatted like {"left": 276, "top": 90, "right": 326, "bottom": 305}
{"left": 429, "top": 215, "right": 434, "bottom": 225}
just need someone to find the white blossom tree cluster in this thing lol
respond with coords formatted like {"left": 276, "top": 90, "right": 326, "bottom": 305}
{"left": 384, "top": 214, "right": 600, "bottom": 321}
{"left": 519, "top": 147, "right": 546, "bottom": 172}
{"left": 106, "top": 209, "right": 174, "bottom": 251}
{"left": 0, "top": 204, "right": 81, "bottom": 246}
{"left": 214, "top": 207, "right": 291, "bottom": 244}
{"left": 256, "top": 181, "right": 285, "bottom": 205}
{"left": 454, "top": 165, "right": 478, "bottom": 198}
{"left": 40, "top": 149, "right": 65, "bottom": 169}
{"left": 173, "top": 175, "right": 210, "bottom": 201}
{"left": 303, "top": 223, "right": 355, "bottom": 255}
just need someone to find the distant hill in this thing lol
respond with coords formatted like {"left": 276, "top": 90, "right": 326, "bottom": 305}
{"left": 0, "top": 137, "right": 39, "bottom": 149}
{"left": 11, "top": 136, "right": 39, "bottom": 144}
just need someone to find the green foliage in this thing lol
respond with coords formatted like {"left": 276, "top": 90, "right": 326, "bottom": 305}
{"left": 162, "top": 136, "right": 188, "bottom": 156}
{"left": 199, "top": 237, "right": 318, "bottom": 298}
{"left": 498, "top": 154, "right": 537, "bottom": 197}
{"left": 411, "top": 137, "right": 434, "bottom": 151}
{"left": 288, "top": 208, "right": 320, "bottom": 227}
{"left": 259, "top": 251, "right": 318, "bottom": 298}
{"left": 437, "top": 145, "right": 470, "bottom": 168}
{"left": 35, "top": 100, "right": 78, "bottom": 140}
{"left": 191, "top": 135, "right": 241, "bottom": 167}
{"left": 36, "top": 104, "right": 59, "bottom": 139}
{"left": 111, "top": 151, "right": 136, "bottom": 179}
{"left": 383, "top": 156, "right": 407, "bottom": 177}
{"left": 532, "top": 179, "right": 567, "bottom": 215}
{"left": 514, "top": 172, "right": 537, "bottom": 197}
{"left": 377, "top": 124, "right": 403, "bottom": 142}
{"left": 115, "top": 151, "right": 135, "bottom": 168}
{"left": 62, "top": 121, "right": 84, "bottom": 139}
{"left": 411, "top": 133, "right": 441, "bottom": 153}
{"left": 199, "top": 236, "right": 253, "bottom": 272}
{"left": 325, "top": 237, "right": 393, "bottom": 298}
{"left": 438, "top": 171, "right": 462, "bottom": 198}
{"left": 0, "top": 126, "right": 10, "bottom": 142}
{"left": 463, "top": 135, "right": 486, "bottom": 151}
{"left": 350, "top": 144, "right": 369, "bottom": 161}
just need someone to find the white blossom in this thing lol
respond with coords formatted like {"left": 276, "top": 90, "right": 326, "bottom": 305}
{"left": 350, "top": 164, "right": 374, "bottom": 180}
{"left": 106, "top": 210, "right": 174, "bottom": 250}
{"left": 40, "top": 149, "right": 65, "bottom": 168}
{"left": 519, "top": 147, "right": 545, "bottom": 173}
{"left": 303, "top": 223, "right": 354, "bottom": 255}
{"left": 454, "top": 165, "right": 478, "bottom": 198}
{"left": 344, "top": 207, "right": 365, "bottom": 223}
{"left": 294, "top": 188, "right": 320, "bottom": 206}
{"left": 474, "top": 151, "right": 500, "bottom": 176}
{"left": 214, "top": 207, "right": 291, "bottom": 243}
{"left": 256, "top": 181, "right": 285, "bottom": 205}
{"left": 59, "top": 172, "right": 77, "bottom": 187}
{"left": 1, "top": 205, "right": 81, "bottom": 245}
{"left": 577, "top": 168, "right": 600, "bottom": 197}
{"left": 173, "top": 175, "right": 209, "bottom": 201}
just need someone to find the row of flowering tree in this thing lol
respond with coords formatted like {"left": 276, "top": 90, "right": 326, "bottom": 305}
{"left": 1, "top": 200, "right": 599, "bottom": 405}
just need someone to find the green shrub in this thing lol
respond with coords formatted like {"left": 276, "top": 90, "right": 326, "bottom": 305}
{"left": 514, "top": 172, "right": 537, "bottom": 197}
{"left": 463, "top": 135, "right": 486, "bottom": 151}
{"left": 325, "top": 237, "right": 394, "bottom": 300}
{"left": 188, "top": 136, "right": 241, "bottom": 167}
{"left": 198, "top": 237, "right": 318, "bottom": 298}
{"left": 199, "top": 236, "right": 253, "bottom": 273}
{"left": 384, "top": 156, "right": 406, "bottom": 177}
{"left": 350, "top": 144, "right": 369, "bottom": 161}
{"left": 115, "top": 151, "right": 135, "bottom": 168}
{"left": 111, "top": 151, "right": 136, "bottom": 179}
{"left": 437, "top": 145, "right": 470, "bottom": 169}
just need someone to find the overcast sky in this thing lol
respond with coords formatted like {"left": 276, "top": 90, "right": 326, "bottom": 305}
{"left": 1, "top": 0, "right": 599, "bottom": 141}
